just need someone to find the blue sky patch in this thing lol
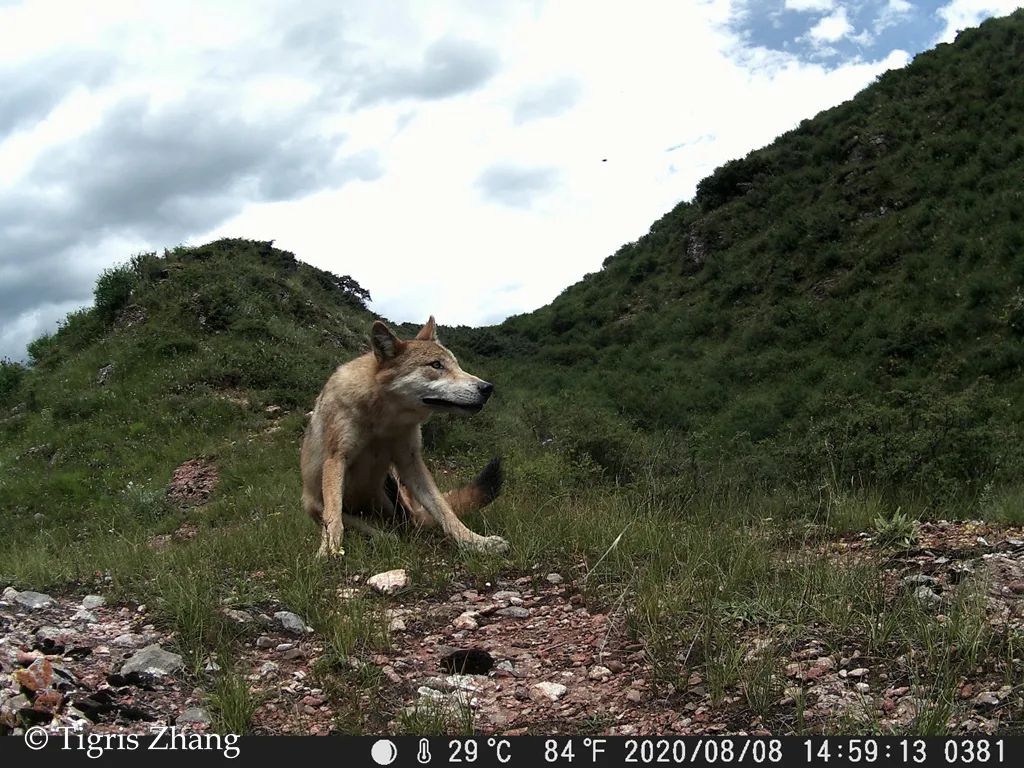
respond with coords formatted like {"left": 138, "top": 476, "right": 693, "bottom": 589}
{"left": 728, "top": 1, "right": 948, "bottom": 65}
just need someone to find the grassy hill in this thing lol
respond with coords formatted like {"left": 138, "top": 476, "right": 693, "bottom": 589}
{"left": 3, "top": 12, "right": 1024, "bottom": 737}
{"left": 472, "top": 9, "right": 1024, "bottom": 500}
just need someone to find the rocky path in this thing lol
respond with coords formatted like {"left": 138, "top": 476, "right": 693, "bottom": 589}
{"left": 2, "top": 520, "right": 1023, "bottom": 737}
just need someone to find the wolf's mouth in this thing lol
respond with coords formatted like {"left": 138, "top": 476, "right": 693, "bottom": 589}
{"left": 422, "top": 397, "right": 483, "bottom": 413}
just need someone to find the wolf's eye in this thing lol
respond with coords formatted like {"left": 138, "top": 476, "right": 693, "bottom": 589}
{"left": 429, "top": 360, "right": 445, "bottom": 370}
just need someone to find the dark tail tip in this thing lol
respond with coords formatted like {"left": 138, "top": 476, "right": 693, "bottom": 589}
{"left": 475, "top": 457, "right": 504, "bottom": 505}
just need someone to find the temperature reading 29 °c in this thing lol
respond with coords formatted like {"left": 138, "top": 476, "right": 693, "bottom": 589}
{"left": 449, "top": 738, "right": 512, "bottom": 764}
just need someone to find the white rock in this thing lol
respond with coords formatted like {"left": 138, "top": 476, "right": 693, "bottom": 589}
{"left": 588, "top": 665, "right": 612, "bottom": 681}
{"left": 15, "top": 591, "right": 54, "bottom": 610}
{"left": 531, "top": 681, "right": 567, "bottom": 701}
{"left": 367, "top": 569, "right": 410, "bottom": 595}
{"left": 223, "top": 609, "right": 251, "bottom": 624}
{"left": 81, "top": 595, "right": 106, "bottom": 610}
{"left": 546, "top": 573, "right": 564, "bottom": 585}
{"left": 453, "top": 611, "right": 479, "bottom": 631}
{"left": 121, "top": 644, "right": 184, "bottom": 677}
{"left": 275, "top": 611, "right": 311, "bottom": 635}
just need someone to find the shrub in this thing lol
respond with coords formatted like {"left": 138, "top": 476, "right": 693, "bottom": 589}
{"left": 94, "top": 265, "right": 137, "bottom": 322}
{"left": 0, "top": 359, "right": 25, "bottom": 405}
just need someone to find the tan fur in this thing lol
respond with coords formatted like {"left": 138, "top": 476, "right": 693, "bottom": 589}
{"left": 300, "top": 316, "right": 507, "bottom": 557}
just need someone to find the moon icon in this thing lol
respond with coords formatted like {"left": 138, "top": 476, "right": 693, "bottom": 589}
{"left": 371, "top": 739, "right": 398, "bottom": 765}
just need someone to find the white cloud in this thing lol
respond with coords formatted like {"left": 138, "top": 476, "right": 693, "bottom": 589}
{"left": 808, "top": 7, "right": 855, "bottom": 43}
{"left": 875, "top": 0, "right": 915, "bottom": 34}
{"left": 0, "top": 0, "right": 940, "bottom": 359}
{"left": 935, "top": 0, "right": 1023, "bottom": 42}
{"left": 785, "top": 0, "right": 836, "bottom": 12}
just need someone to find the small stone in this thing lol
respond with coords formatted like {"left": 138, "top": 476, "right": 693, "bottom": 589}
{"left": 178, "top": 707, "right": 212, "bottom": 725}
{"left": 531, "top": 682, "right": 567, "bottom": 702}
{"left": 256, "top": 636, "right": 275, "bottom": 649}
{"left": 15, "top": 658, "right": 53, "bottom": 692}
{"left": 275, "top": 643, "right": 295, "bottom": 652}
{"left": 848, "top": 667, "right": 869, "bottom": 678}
{"left": 389, "top": 617, "right": 407, "bottom": 632}
{"left": 113, "top": 633, "right": 144, "bottom": 648}
{"left": 120, "top": 645, "right": 184, "bottom": 677}
{"left": 259, "top": 662, "right": 279, "bottom": 677}
{"left": 973, "top": 691, "right": 1000, "bottom": 708}
{"left": 367, "top": 569, "right": 410, "bottom": 595}
{"left": 492, "top": 590, "right": 521, "bottom": 602}
{"left": 81, "top": 595, "right": 106, "bottom": 610}
{"left": 453, "top": 611, "right": 479, "bottom": 631}
{"left": 14, "top": 591, "right": 54, "bottom": 610}
{"left": 72, "top": 609, "right": 98, "bottom": 623}
{"left": 34, "top": 626, "right": 70, "bottom": 652}
{"left": 901, "top": 574, "right": 938, "bottom": 589}
{"left": 223, "top": 609, "right": 251, "bottom": 624}
{"left": 336, "top": 587, "right": 361, "bottom": 600}
{"left": 96, "top": 363, "right": 115, "bottom": 385}
{"left": 546, "top": 573, "right": 564, "bottom": 585}
{"left": 855, "top": 683, "right": 870, "bottom": 693}
{"left": 914, "top": 586, "right": 942, "bottom": 608}
{"left": 589, "top": 665, "right": 612, "bottom": 681}
{"left": 496, "top": 607, "right": 530, "bottom": 619}
{"left": 281, "top": 648, "right": 304, "bottom": 661}
{"left": 275, "top": 611, "right": 311, "bottom": 635}
{"left": 625, "top": 689, "right": 643, "bottom": 703}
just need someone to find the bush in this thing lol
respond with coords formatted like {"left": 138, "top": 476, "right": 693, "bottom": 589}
{"left": 0, "top": 359, "right": 25, "bottom": 406}
{"left": 94, "top": 265, "right": 137, "bottom": 322}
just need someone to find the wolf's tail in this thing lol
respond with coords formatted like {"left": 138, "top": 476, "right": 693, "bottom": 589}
{"left": 444, "top": 457, "right": 504, "bottom": 517}
{"left": 392, "top": 457, "right": 504, "bottom": 527}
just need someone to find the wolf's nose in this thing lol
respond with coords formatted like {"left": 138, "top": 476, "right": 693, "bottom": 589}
{"left": 478, "top": 381, "right": 494, "bottom": 398}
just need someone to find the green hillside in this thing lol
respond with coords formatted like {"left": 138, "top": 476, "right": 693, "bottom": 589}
{"left": 474, "top": 9, "right": 1024, "bottom": 497}
{"left": 0, "top": 239, "right": 379, "bottom": 563}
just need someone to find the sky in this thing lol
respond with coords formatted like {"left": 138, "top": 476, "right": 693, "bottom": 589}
{"left": 1, "top": 0, "right": 1021, "bottom": 361}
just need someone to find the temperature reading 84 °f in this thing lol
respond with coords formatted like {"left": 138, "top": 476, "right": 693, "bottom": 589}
{"left": 545, "top": 739, "right": 608, "bottom": 763}
{"left": 449, "top": 738, "right": 512, "bottom": 763}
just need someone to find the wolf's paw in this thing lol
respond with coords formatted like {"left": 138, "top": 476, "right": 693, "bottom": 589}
{"left": 316, "top": 545, "right": 346, "bottom": 559}
{"left": 475, "top": 535, "right": 510, "bottom": 554}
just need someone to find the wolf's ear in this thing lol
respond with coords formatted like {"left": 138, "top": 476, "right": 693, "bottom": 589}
{"left": 415, "top": 315, "right": 438, "bottom": 341}
{"left": 371, "top": 321, "right": 403, "bottom": 361}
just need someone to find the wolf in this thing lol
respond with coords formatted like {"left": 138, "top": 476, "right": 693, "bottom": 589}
{"left": 300, "top": 316, "right": 509, "bottom": 557}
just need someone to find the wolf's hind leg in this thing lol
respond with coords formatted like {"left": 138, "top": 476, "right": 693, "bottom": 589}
{"left": 342, "top": 513, "right": 382, "bottom": 536}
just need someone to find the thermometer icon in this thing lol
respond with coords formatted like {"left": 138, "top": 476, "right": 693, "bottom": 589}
{"left": 417, "top": 739, "right": 432, "bottom": 764}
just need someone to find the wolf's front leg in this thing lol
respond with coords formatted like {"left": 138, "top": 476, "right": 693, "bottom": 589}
{"left": 318, "top": 451, "right": 346, "bottom": 557}
{"left": 395, "top": 451, "right": 509, "bottom": 554}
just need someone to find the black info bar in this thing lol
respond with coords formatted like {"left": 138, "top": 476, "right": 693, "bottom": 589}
{"left": 5, "top": 732, "right": 1021, "bottom": 767}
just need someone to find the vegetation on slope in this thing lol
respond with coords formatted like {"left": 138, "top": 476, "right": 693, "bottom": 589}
{"left": 476, "top": 10, "right": 1024, "bottom": 499}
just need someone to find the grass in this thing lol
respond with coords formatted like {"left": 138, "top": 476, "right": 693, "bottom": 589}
{"left": 208, "top": 666, "right": 260, "bottom": 734}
